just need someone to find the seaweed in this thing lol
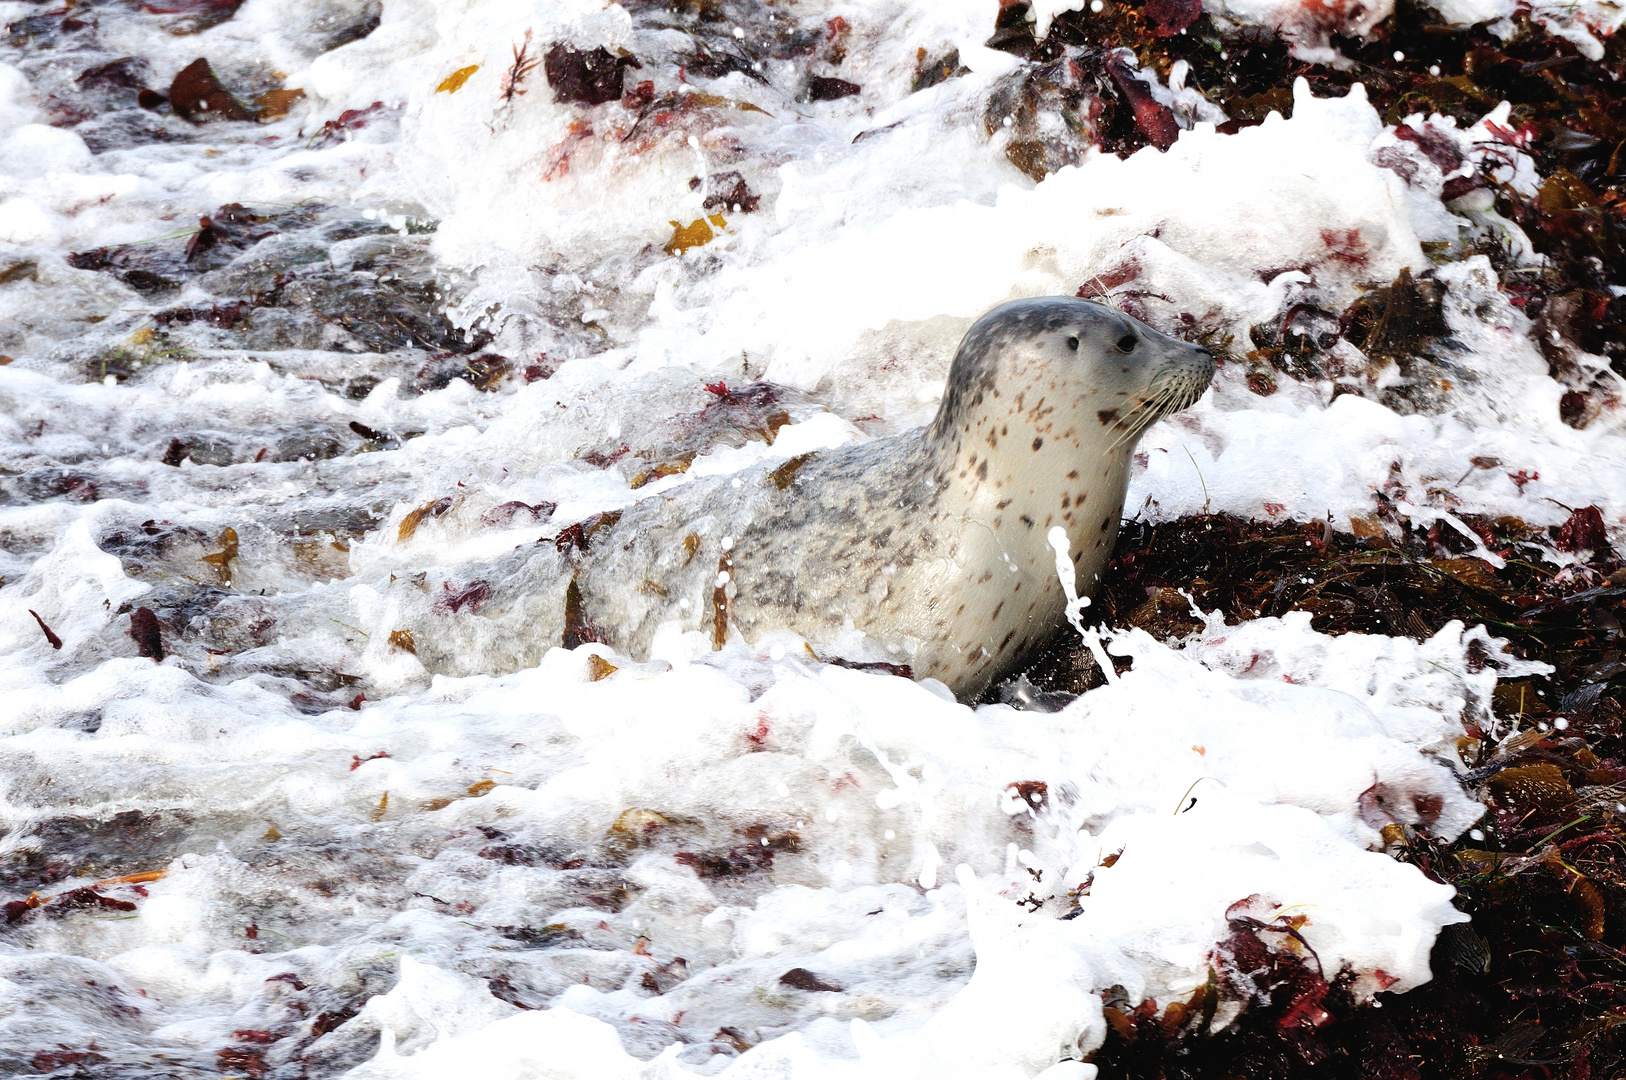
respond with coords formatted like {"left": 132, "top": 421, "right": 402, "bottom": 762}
{"left": 308, "top": 100, "right": 394, "bottom": 146}
{"left": 674, "top": 825, "right": 800, "bottom": 879}
{"left": 437, "top": 580, "right": 490, "bottom": 615}
{"left": 805, "top": 75, "right": 860, "bottom": 101}
{"left": 26, "top": 610, "right": 61, "bottom": 650}
{"left": 1009, "top": 509, "right": 1626, "bottom": 1077}
{"left": 691, "top": 170, "right": 761, "bottom": 213}
{"left": 128, "top": 607, "right": 164, "bottom": 661}
{"left": 562, "top": 576, "right": 606, "bottom": 649}
{"left": 990, "top": 0, "right": 1626, "bottom": 424}
{"left": 216, "top": 1046, "right": 266, "bottom": 1078}
{"left": 167, "top": 58, "right": 253, "bottom": 122}
{"left": 543, "top": 41, "right": 638, "bottom": 106}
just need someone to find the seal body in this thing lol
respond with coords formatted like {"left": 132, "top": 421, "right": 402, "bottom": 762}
{"left": 412, "top": 298, "right": 1214, "bottom": 698}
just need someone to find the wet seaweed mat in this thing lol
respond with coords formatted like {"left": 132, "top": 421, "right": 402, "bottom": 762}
{"left": 1012, "top": 512, "right": 1626, "bottom": 1079}
{"left": 987, "top": 0, "right": 1626, "bottom": 427}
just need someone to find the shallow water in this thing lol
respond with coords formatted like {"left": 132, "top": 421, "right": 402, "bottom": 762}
{"left": 1, "top": 0, "right": 1622, "bottom": 1077}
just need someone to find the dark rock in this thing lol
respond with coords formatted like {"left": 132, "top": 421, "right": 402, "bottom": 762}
{"left": 76, "top": 57, "right": 154, "bottom": 91}
{"left": 778, "top": 968, "right": 842, "bottom": 992}
{"left": 271, "top": 429, "right": 347, "bottom": 463}
{"left": 142, "top": 0, "right": 245, "bottom": 34}
{"left": 120, "top": 268, "right": 181, "bottom": 295}
{"left": 309, "top": 0, "right": 381, "bottom": 52}
{"left": 0, "top": 807, "right": 195, "bottom": 887}
{"left": 160, "top": 435, "right": 236, "bottom": 467}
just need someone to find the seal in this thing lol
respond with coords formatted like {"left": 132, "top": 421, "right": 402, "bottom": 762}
{"left": 405, "top": 297, "right": 1214, "bottom": 698}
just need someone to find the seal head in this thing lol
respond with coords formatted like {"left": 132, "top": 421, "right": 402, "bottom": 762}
{"left": 906, "top": 297, "right": 1215, "bottom": 693}
{"left": 929, "top": 297, "right": 1215, "bottom": 455}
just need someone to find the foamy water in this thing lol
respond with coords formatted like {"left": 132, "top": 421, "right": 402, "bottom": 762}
{"left": 1, "top": 0, "right": 1622, "bottom": 1076}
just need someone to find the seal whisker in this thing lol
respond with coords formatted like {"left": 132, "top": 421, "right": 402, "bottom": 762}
{"left": 1107, "top": 384, "right": 1179, "bottom": 451}
{"left": 1106, "top": 405, "right": 1155, "bottom": 450}
{"left": 1136, "top": 383, "right": 1183, "bottom": 430}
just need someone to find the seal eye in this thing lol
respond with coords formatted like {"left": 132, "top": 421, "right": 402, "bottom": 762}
{"left": 1115, "top": 333, "right": 1137, "bottom": 353}
{"left": 1065, "top": 336, "right": 1079, "bottom": 351}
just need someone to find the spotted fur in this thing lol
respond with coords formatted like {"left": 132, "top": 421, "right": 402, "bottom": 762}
{"left": 409, "top": 298, "right": 1213, "bottom": 699}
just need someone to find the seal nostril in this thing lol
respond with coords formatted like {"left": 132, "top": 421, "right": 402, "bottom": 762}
{"left": 1066, "top": 336, "right": 1079, "bottom": 351}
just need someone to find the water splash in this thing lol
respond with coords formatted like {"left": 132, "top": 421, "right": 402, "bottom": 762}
{"left": 1046, "top": 525, "right": 1117, "bottom": 686}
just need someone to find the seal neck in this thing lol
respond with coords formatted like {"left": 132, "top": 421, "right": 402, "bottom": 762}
{"left": 923, "top": 371, "right": 1134, "bottom": 563}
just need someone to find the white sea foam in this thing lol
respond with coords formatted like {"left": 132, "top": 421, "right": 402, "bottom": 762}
{"left": 0, "top": 0, "right": 1618, "bottom": 1076}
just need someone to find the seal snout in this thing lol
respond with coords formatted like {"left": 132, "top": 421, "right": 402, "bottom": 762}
{"left": 1145, "top": 341, "right": 1215, "bottom": 421}
{"left": 1183, "top": 342, "right": 1217, "bottom": 391}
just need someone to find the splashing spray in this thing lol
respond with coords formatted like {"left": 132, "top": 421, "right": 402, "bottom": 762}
{"left": 1047, "top": 526, "right": 1118, "bottom": 686}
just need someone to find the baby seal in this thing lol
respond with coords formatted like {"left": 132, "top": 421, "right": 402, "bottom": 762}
{"left": 408, "top": 297, "right": 1214, "bottom": 699}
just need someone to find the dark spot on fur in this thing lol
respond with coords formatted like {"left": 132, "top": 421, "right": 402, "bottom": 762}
{"left": 1032, "top": 437, "right": 1043, "bottom": 451}
{"left": 1097, "top": 409, "right": 1119, "bottom": 425}
{"left": 977, "top": 460, "right": 989, "bottom": 481}
{"left": 998, "top": 630, "right": 1016, "bottom": 652}
{"left": 1020, "top": 514, "right": 1035, "bottom": 528}
{"left": 1101, "top": 516, "right": 1112, "bottom": 532}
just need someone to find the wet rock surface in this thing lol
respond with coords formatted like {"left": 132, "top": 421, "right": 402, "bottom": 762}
{"left": 64, "top": 204, "right": 492, "bottom": 397}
